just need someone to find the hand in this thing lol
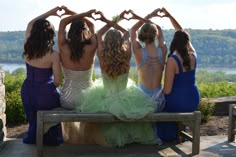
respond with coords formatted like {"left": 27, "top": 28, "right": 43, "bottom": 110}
{"left": 92, "top": 11, "right": 105, "bottom": 21}
{"left": 121, "top": 10, "right": 138, "bottom": 21}
{"left": 60, "top": 6, "right": 75, "bottom": 16}
{"left": 86, "top": 9, "right": 97, "bottom": 20}
{"left": 50, "top": 6, "right": 62, "bottom": 18}
{"left": 119, "top": 10, "right": 130, "bottom": 20}
{"left": 149, "top": 8, "right": 164, "bottom": 18}
{"left": 160, "top": 7, "right": 170, "bottom": 18}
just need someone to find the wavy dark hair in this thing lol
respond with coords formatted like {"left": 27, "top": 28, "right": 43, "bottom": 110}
{"left": 102, "top": 29, "right": 130, "bottom": 79}
{"left": 138, "top": 22, "right": 157, "bottom": 44}
{"left": 169, "top": 30, "right": 191, "bottom": 70}
{"left": 67, "top": 19, "right": 92, "bottom": 62}
{"left": 23, "top": 19, "right": 55, "bottom": 60}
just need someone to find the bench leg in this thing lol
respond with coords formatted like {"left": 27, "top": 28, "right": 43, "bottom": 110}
{"left": 177, "top": 122, "right": 184, "bottom": 143}
{"left": 192, "top": 111, "right": 201, "bottom": 155}
{"left": 228, "top": 104, "right": 236, "bottom": 142}
{"left": 37, "top": 111, "right": 44, "bottom": 157}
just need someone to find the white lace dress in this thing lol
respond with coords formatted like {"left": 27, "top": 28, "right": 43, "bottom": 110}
{"left": 60, "top": 67, "right": 93, "bottom": 109}
{"left": 60, "top": 66, "right": 93, "bottom": 143}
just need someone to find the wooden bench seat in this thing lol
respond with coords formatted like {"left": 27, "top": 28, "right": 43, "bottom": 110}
{"left": 228, "top": 104, "right": 236, "bottom": 142}
{"left": 36, "top": 108, "right": 201, "bottom": 157}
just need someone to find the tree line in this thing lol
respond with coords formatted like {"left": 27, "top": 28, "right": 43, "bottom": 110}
{"left": 0, "top": 29, "right": 236, "bottom": 67}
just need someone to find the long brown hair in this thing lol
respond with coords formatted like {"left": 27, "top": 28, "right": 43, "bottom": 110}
{"left": 23, "top": 19, "right": 55, "bottom": 60}
{"left": 169, "top": 30, "right": 191, "bottom": 70}
{"left": 102, "top": 29, "right": 130, "bottom": 79}
{"left": 67, "top": 19, "right": 92, "bottom": 62}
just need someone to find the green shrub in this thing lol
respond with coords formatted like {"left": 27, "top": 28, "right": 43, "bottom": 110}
{"left": 5, "top": 69, "right": 26, "bottom": 124}
{"left": 198, "top": 99, "right": 215, "bottom": 123}
{"left": 198, "top": 82, "right": 236, "bottom": 98}
{"left": 6, "top": 89, "right": 26, "bottom": 124}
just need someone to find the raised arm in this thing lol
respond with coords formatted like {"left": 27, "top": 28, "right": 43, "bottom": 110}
{"left": 96, "top": 11, "right": 112, "bottom": 45}
{"left": 162, "top": 8, "right": 195, "bottom": 53}
{"left": 58, "top": 9, "right": 96, "bottom": 48}
{"left": 25, "top": 6, "right": 61, "bottom": 42}
{"left": 130, "top": 10, "right": 153, "bottom": 49}
{"left": 161, "top": 7, "right": 182, "bottom": 30}
{"left": 155, "top": 24, "right": 167, "bottom": 63}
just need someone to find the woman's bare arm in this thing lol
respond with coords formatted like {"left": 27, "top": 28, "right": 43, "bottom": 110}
{"left": 25, "top": 6, "right": 61, "bottom": 42}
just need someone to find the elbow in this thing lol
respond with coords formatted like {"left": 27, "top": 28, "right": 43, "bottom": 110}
{"left": 163, "top": 88, "right": 172, "bottom": 95}
{"left": 54, "top": 81, "right": 61, "bottom": 87}
{"left": 54, "top": 79, "right": 62, "bottom": 87}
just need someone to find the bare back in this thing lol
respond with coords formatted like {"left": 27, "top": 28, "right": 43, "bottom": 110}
{"left": 60, "top": 35, "right": 97, "bottom": 71}
{"left": 135, "top": 43, "right": 164, "bottom": 90}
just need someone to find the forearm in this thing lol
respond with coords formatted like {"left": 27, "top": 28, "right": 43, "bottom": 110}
{"left": 156, "top": 25, "right": 165, "bottom": 47}
{"left": 25, "top": 7, "right": 59, "bottom": 41}
{"left": 168, "top": 14, "right": 182, "bottom": 30}
{"left": 131, "top": 13, "right": 151, "bottom": 38}
{"left": 113, "top": 23, "right": 127, "bottom": 34}
{"left": 61, "top": 12, "right": 88, "bottom": 26}
{"left": 97, "top": 24, "right": 111, "bottom": 40}
{"left": 28, "top": 7, "right": 58, "bottom": 27}
{"left": 83, "top": 17, "right": 95, "bottom": 34}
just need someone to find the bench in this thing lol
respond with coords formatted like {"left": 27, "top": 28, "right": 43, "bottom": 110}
{"left": 228, "top": 104, "right": 236, "bottom": 142}
{"left": 36, "top": 109, "right": 201, "bottom": 157}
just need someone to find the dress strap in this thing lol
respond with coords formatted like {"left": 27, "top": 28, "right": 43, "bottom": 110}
{"left": 137, "top": 48, "right": 147, "bottom": 69}
{"left": 171, "top": 55, "right": 183, "bottom": 73}
{"left": 192, "top": 53, "right": 197, "bottom": 69}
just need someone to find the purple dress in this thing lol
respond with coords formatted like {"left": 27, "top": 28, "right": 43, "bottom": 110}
{"left": 21, "top": 63, "right": 63, "bottom": 145}
{"left": 156, "top": 54, "right": 200, "bottom": 142}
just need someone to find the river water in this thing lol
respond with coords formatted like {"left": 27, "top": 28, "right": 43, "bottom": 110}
{"left": 0, "top": 63, "right": 236, "bottom": 75}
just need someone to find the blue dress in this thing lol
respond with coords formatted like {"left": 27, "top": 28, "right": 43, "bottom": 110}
{"left": 157, "top": 54, "right": 200, "bottom": 142}
{"left": 21, "top": 63, "right": 63, "bottom": 145}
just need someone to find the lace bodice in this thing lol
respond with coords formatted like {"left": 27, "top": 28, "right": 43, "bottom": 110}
{"left": 60, "top": 67, "right": 93, "bottom": 109}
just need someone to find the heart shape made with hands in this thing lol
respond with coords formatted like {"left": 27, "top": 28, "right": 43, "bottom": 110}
{"left": 56, "top": 9, "right": 65, "bottom": 17}
{"left": 156, "top": 10, "right": 166, "bottom": 18}
{"left": 91, "top": 12, "right": 102, "bottom": 20}
{"left": 121, "top": 12, "right": 134, "bottom": 21}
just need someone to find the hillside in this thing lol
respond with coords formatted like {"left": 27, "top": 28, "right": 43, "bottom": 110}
{"left": 1, "top": 29, "right": 236, "bottom": 67}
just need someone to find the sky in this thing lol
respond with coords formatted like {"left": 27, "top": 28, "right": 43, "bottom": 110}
{"left": 1, "top": 0, "right": 236, "bottom": 31}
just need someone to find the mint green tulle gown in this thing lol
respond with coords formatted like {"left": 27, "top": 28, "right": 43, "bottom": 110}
{"left": 77, "top": 73, "right": 158, "bottom": 147}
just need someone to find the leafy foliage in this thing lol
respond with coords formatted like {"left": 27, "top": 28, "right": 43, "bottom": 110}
{"left": 3, "top": 67, "right": 236, "bottom": 124}
{"left": 198, "top": 99, "right": 215, "bottom": 123}
{"left": 5, "top": 69, "right": 26, "bottom": 124}
{"left": 1, "top": 29, "right": 236, "bottom": 67}
{"left": 198, "top": 82, "right": 236, "bottom": 98}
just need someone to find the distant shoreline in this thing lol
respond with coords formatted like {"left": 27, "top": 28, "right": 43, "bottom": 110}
{"left": 1, "top": 62, "right": 236, "bottom": 74}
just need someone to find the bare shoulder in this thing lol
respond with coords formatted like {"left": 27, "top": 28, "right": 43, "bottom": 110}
{"left": 166, "top": 56, "right": 177, "bottom": 66}
{"left": 51, "top": 50, "right": 60, "bottom": 61}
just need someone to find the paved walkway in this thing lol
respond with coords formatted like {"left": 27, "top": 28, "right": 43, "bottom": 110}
{"left": 0, "top": 136, "right": 236, "bottom": 157}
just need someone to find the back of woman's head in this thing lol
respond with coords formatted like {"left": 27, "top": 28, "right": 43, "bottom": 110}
{"left": 102, "top": 29, "right": 130, "bottom": 79}
{"left": 67, "top": 19, "right": 92, "bottom": 62}
{"left": 169, "top": 30, "right": 191, "bottom": 70}
{"left": 138, "top": 22, "right": 157, "bottom": 44}
{"left": 23, "top": 19, "right": 55, "bottom": 60}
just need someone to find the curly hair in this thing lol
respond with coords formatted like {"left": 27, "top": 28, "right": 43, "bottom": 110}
{"left": 169, "top": 30, "right": 191, "bottom": 70}
{"left": 102, "top": 29, "right": 130, "bottom": 79}
{"left": 138, "top": 22, "right": 157, "bottom": 44}
{"left": 23, "top": 19, "right": 55, "bottom": 60}
{"left": 67, "top": 19, "right": 92, "bottom": 62}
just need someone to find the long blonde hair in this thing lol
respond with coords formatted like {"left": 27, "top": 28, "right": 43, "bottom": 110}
{"left": 102, "top": 29, "right": 130, "bottom": 79}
